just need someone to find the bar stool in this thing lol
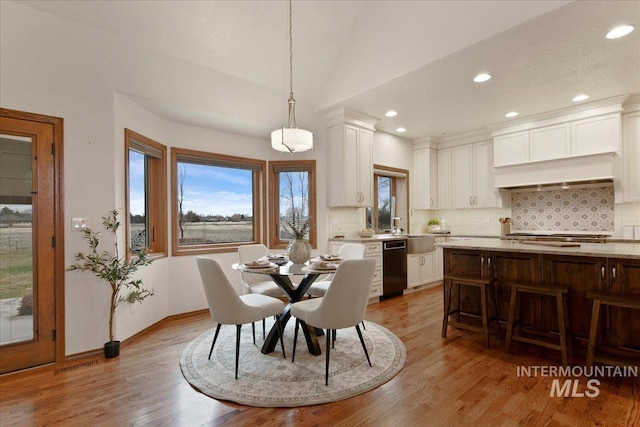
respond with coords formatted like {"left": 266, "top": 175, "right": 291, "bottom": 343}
{"left": 504, "top": 281, "right": 571, "bottom": 367}
{"left": 586, "top": 290, "right": 640, "bottom": 367}
{"left": 442, "top": 274, "right": 501, "bottom": 349}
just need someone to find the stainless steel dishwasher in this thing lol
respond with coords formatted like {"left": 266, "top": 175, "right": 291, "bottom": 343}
{"left": 382, "top": 239, "right": 407, "bottom": 298}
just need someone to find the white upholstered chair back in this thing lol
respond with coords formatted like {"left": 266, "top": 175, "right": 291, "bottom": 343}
{"left": 196, "top": 257, "right": 266, "bottom": 325}
{"left": 238, "top": 244, "right": 269, "bottom": 289}
{"left": 299, "top": 258, "right": 376, "bottom": 330}
{"left": 337, "top": 243, "right": 366, "bottom": 260}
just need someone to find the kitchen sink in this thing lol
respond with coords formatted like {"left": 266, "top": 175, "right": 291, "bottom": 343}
{"left": 407, "top": 235, "right": 436, "bottom": 254}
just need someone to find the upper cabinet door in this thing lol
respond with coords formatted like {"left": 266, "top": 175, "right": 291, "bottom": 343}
{"left": 493, "top": 131, "right": 529, "bottom": 167}
{"left": 437, "top": 148, "right": 453, "bottom": 209}
{"left": 452, "top": 145, "right": 473, "bottom": 208}
{"left": 327, "top": 123, "right": 374, "bottom": 207}
{"left": 473, "top": 141, "right": 496, "bottom": 207}
{"left": 622, "top": 111, "right": 640, "bottom": 202}
{"left": 530, "top": 123, "right": 570, "bottom": 162}
{"left": 358, "top": 127, "right": 374, "bottom": 206}
{"left": 571, "top": 114, "right": 621, "bottom": 156}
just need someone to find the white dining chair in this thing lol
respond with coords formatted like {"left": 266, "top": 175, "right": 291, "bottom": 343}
{"left": 306, "top": 243, "right": 366, "bottom": 298}
{"left": 290, "top": 258, "right": 377, "bottom": 385}
{"left": 196, "top": 257, "right": 286, "bottom": 379}
{"left": 238, "top": 244, "right": 286, "bottom": 338}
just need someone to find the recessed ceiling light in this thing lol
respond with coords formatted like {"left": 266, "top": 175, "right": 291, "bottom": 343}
{"left": 505, "top": 112, "right": 519, "bottom": 118}
{"left": 396, "top": 127, "right": 407, "bottom": 133}
{"left": 572, "top": 94, "right": 589, "bottom": 102}
{"left": 473, "top": 73, "right": 492, "bottom": 83}
{"left": 385, "top": 110, "right": 398, "bottom": 117}
{"left": 606, "top": 25, "right": 634, "bottom": 39}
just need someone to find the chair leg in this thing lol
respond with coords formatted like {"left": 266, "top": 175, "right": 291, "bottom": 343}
{"left": 235, "top": 325, "right": 242, "bottom": 379}
{"left": 504, "top": 287, "right": 518, "bottom": 354}
{"left": 275, "top": 315, "right": 286, "bottom": 359}
{"left": 252, "top": 322, "right": 256, "bottom": 345}
{"left": 355, "top": 324, "right": 372, "bottom": 367}
{"left": 362, "top": 321, "right": 366, "bottom": 330}
{"left": 292, "top": 319, "right": 300, "bottom": 363}
{"left": 480, "top": 283, "right": 490, "bottom": 349}
{"left": 208, "top": 324, "right": 221, "bottom": 360}
{"left": 325, "top": 328, "right": 331, "bottom": 386}
{"left": 332, "top": 329, "right": 336, "bottom": 348}
{"left": 442, "top": 279, "right": 452, "bottom": 338}
{"left": 586, "top": 299, "right": 601, "bottom": 367}
{"left": 263, "top": 318, "right": 266, "bottom": 340}
{"left": 492, "top": 283, "right": 501, "bottom": 339}
{"left": 556, "top": 292, "right": 568, "bottom": 367}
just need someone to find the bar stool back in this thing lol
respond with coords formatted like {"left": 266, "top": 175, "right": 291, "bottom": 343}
{"left": 504, "top": 281, "right": 571, "bottom": 367}
{"left": 586, "top": 290, "right": 640, "bottom": 367}
{"left": 442, "top": 274, "right": 501, "bottom": 349}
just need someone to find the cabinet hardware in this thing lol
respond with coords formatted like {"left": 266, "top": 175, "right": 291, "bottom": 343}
{"left": 601, "top": 266, "right": 605, "bottom": 280}
{"left": 612, "top": 266, "right": 616, "bottom": 280}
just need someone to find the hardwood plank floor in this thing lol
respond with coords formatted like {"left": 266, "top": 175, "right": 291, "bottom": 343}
{"left": 1, "top": 286, "right": 638, "bottom": 426}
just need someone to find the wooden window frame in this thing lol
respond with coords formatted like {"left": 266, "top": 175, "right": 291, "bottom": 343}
{"left": 125, "top": 129, "right": 167, "bottom": 257}
{"left": 171, "top": 147, "right": 266, "bottom": 256}
{"left": 268, "top": 160, "right": 317, "bottom": 249}
{"left": 373, "top": 165, "right": 410, "bottom": 233}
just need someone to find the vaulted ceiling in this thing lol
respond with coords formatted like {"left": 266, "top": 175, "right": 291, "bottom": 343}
{"left": 19, "top": 0, "right": 640, "bottom": 141}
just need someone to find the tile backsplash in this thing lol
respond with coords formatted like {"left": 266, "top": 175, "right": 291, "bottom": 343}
{"left": 511, "top": 184, "right": 614, "bottom": 232}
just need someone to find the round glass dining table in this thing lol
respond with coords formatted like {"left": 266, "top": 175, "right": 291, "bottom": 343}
{"left": 232, "top": 261, "right": 336, "bottom": 356}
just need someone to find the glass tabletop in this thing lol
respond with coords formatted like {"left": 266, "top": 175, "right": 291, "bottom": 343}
{"left": 232, "top": 261, "right": 336, "bottom": 275}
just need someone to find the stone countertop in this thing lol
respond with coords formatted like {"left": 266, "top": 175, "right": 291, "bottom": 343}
{"left": 328, "top": 233, "right": 500, "bottom": 243}
{"left": 438, "top": 238, "right": 640, "bottom": 259}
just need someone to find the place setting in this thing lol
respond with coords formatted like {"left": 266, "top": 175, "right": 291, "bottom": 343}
{"left": 303, "top": 254, "right": 342, "bottom": 273}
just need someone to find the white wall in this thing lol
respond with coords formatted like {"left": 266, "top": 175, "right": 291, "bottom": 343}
{"left": 1, "top": 2, "right": 329, "bottom": 355}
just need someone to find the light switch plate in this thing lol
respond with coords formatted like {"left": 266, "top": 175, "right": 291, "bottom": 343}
{"left": 72, "top": 218, "right": 86, "bottom": 231}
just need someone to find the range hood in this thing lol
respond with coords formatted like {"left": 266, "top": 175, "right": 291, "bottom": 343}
{"left": 494, "top": 152, "right": 622, "bottom": 201}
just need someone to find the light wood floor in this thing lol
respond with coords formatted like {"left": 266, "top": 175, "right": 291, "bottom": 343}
{"left": 1, "top": 286, "right": 638, "bottom": 426}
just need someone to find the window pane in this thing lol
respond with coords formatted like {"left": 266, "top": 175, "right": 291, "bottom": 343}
{"left": 177, "top": 161, "right": 254, "bottom": 245}
{"left": 128, "top": 149, "right": 147, "bottom": 253}
{"left": 278, "top": 171, "right": 309, "bottom": 240}
{"left": 377, "top": 176, "right": 392, "bottom": 230}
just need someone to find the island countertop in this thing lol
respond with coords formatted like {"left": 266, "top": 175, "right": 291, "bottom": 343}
{"left": 438, "top": 239, "right": 640, "bottom": 259}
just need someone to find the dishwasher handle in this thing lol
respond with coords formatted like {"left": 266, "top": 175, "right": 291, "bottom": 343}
{"left": 383, "top": 241, "right": 407, "bottom": 250}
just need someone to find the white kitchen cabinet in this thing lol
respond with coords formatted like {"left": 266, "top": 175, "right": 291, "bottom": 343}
{"left": 493, "top": 131, "right": 529, "bottom": 167}
{"left": 407, "top": 252, "right": 437, "bottom": 288}
{"left": 622, "top": 110, "right": 640, "bottom": 202}
{"left": 530, "top": 123, "right": 570, "bottom": 162}
{"left": 437, "top": 148, "right": 453, "bottom": 209}
{"left": 328, "top": 123, "right": 373, "bottom": 207}
{"left": 452, "top": 141, "right": 497, "bottom": 208}
{"left": 494, "top": 112, "right": 621, "bottom": 167}
{"left": 571, "top": 114, "right": 620, "bottom": 156}
{"left": 412, "top": 147, "right": 438, "bottom": 209}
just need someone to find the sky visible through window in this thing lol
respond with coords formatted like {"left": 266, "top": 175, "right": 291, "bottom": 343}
{"left": 176, "top": 162, "right": 253, "bottom": 217}
{"left": 129, "top": 157, "right": 254, "bottom": 218}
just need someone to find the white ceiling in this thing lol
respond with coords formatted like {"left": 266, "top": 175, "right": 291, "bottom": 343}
{"left": 18, "top": 0, "right": 640, "bottom": 141}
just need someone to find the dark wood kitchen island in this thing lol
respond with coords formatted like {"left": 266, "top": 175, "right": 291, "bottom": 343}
{"left": 439, "top": 239, "right": 640, "bottom": 363}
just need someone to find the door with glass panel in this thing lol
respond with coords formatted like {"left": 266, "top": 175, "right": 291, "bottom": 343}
{"left": 0, "top": 110, "right": 60, "bottom": 373}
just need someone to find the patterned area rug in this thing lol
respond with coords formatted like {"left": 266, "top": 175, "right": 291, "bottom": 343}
{"left": 180, "top": 319, "right": 406, "bottom": 407}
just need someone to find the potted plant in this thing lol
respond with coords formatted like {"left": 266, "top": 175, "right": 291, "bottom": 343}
{"left": 427, "top": 218, "right": 441, "bottom": 232}
{"left": 283, "top": 213, "right": 312, "bottom": 264}
{"left": 68, "top": 209, "right": 154, "bottom": 358}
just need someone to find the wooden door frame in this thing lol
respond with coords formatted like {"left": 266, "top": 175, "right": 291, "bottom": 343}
{"left": 0, "top": 108, "right": 65, "bottom": 369}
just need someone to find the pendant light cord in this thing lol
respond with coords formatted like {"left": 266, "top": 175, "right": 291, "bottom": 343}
{"left": 289, "top": 0, "right": 294, "bottom": 99}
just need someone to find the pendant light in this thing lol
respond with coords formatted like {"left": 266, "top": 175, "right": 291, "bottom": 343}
{"left": 271, "top": 0, "right": 313, "bottom": 153}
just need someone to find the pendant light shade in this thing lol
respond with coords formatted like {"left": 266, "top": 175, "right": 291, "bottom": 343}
{"left": 271, "top": 0, "right": 313, "bottom": 153}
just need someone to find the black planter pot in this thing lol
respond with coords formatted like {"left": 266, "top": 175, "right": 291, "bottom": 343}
{"left": 104, "top": 340, "right": 121, "bottom": 358}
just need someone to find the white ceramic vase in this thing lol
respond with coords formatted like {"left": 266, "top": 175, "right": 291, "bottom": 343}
{"left": 287, "top": 239, "right": 311, "bottom": 264}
